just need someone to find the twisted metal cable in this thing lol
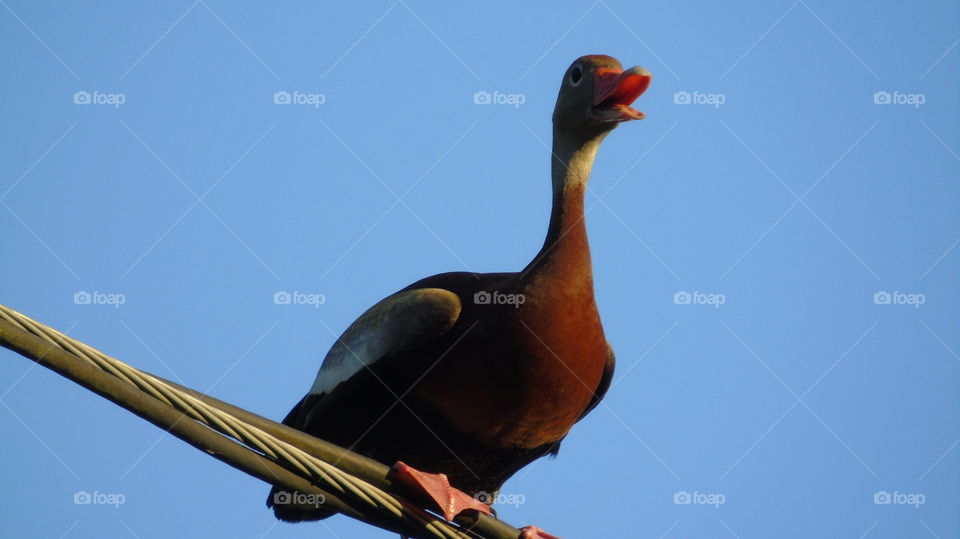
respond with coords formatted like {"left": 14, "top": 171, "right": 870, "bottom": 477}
{"left": 0, "top": 304, "right": 495, "bottom": 539}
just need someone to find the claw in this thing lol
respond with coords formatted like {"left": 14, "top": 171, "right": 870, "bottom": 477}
{"left": 520, "top": 525, "right": 562, "bottom": 539}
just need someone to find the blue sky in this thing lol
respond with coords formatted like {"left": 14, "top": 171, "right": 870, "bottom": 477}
{"left": 1, "top": 1, "right": 957, "bottom": 538}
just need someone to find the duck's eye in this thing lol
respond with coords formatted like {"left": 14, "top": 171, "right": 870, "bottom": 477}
{"left": 569, "top": 65, "right": 583, "bottom": 86}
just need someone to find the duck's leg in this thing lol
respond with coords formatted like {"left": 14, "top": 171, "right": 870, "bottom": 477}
{"left": 390, "top": 461, "right": 491, "bottom": 521}
{"left": 391, "top": 463, "right": 563, "bottom": 537}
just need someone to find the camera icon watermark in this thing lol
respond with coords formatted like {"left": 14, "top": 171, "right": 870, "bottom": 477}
{"left": 873, "top": 91, "right": 924, "bottom": 108}
{"left": 473, "top": 90, "right": 526, "bottom": 108}
{"left": 273, "top": 490, "right": 325, "bottom": 507}
{"left": 873, "top": 290, "right": 924, "bottom": 308}
{"left": 273, "top": 90, "right": 325, "bottom": 108}
{"left": 73, "top": 90, "right": 126, "bottom": 108}
{"left": 673, "top": 490, "right": 725, "bottom": 508}
{"left": 673, "top": 90, "right": 725, "bottom": 108}
{"left": 473, "top": 491, "right": 526, "bottom": 508}
{"left": 73, "top": 490, "right": 126, "bottom": 508}
{"left": 274, "top": 290, "right": 325, "bottom": 308}
{"left": 73, "top": 290, "right": 126, "bottom": 308}
{"left": 873, "top": 490, "right": 925, "bottom": 508}
{"left": 473, "top": 290, "right": 525, "bottom": 308}
{"left": 674, "top": 290, "right": 725, "bottom": 308}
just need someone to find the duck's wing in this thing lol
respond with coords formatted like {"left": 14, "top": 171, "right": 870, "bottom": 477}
{"left": 577, "top": 341, "right": 615, "bottom": 421}
{"left": 285, "top": 287, "right": 462, "bottom": 429}
{"left": 268, "top": 287, "right": 462, "bottom": 522}
{"left": 546, "top": 342, "right": 615, "bottom": 458}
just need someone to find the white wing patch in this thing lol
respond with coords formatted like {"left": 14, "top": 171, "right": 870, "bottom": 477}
{"left": 309, "top": 325, "right": 395, "bottom": 395}
{"left": 307, "top": 288, "right": 461, "bottom": 396}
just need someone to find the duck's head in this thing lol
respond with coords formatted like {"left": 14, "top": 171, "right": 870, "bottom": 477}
{"left": 553, "top": 55, "right": 652, "bottom": 134}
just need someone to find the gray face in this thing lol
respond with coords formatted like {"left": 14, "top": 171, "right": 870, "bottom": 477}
{"left": 552, "top": 55, "right": 649, "bottom": 135}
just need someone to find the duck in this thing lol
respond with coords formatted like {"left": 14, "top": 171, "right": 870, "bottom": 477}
{"left": 268, "top": 54, "right": 651, "bottom": 535}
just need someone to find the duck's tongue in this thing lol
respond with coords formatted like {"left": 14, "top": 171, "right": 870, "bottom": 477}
{"left": 592, "top": 66, "right": 652, "bottom": 122}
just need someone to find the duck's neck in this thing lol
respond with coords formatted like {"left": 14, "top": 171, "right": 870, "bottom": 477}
{"left": 523, "top": 128, "right": 608, "bottom": 284}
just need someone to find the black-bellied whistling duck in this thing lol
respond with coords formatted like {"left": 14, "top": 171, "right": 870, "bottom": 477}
{"left": 268, "top": 55, "right": 651, "bottom": 536}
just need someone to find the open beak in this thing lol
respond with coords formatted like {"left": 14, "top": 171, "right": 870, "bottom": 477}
{"left": 591, "top": 66, "right": 652, "bottom": 122}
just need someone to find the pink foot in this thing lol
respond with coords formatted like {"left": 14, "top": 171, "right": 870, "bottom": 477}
{"left": 390, "top": 461, "right": 492, "bottom": 521}
{"left": 520, "top": 525, "right": 562, "bottom": 539}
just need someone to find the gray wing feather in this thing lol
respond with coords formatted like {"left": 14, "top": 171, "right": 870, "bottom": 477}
{"left": 309, "top": 288, "right": 461, "bottom": 395}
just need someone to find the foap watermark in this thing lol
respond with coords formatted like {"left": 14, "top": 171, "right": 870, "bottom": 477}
{"left": 473, "top": 90, "right": 526, "bottom": 108}
{"left": 474, "top": 491, "right": 526, "bottom": 508}
{"left": 473, "top": 290, "right": 525, "bottom": 308}
{"left": 674, "top": 290, "right": 725, "bottom": 308}
{"left": 74, "top": 91, "right": 126, "bottom": 108}
{"left": 73, "top": 490, "right": 126, "bottom": 508}
{"left": 873, "top": 91, "right": 925, "bottom": 108}
{"left": 272, "top": 490, "right": 326, "bottom": 508}
{"left": 873, "top": 490, "right": 925, "bottom": 508}
{"left": 274, "top": 290, "right": 325, "bottom": 308}
{"left": 673, "top": 490, "right": 725, "bottom": 508}
{"left": 273, "top": 90, "right": 326, "bottom": 108}
{"left": 74, "top": 290, "right": 126, "bottom": 308}
{"left": 673, "top": 90, "right": 725, "bottom": 108}
{"left": 873, "top": 290, "right": 925, "bottom": 308}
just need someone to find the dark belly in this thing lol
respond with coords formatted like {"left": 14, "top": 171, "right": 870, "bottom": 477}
{"left": 287, "top": 375, "right": 556, "bottom": 496}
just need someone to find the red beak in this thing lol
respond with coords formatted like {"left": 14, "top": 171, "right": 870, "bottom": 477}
{"left": 592, "top": 66, "right": 652, "bottom": 122}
